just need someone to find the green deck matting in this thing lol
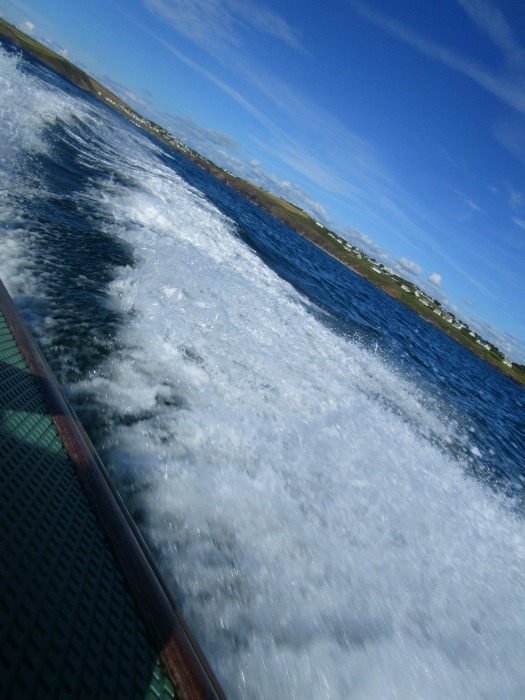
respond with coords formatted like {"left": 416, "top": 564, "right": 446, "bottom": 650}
{"left": 0, "top": 308, "right": 178, "bottom": 699}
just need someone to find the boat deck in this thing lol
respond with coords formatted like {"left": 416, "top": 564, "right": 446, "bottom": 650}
{"left": 0, "top": 280, "right": 223, "bottom": 699}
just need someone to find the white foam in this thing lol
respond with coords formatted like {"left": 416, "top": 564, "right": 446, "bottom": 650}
{"left": 69, "top": 140, "right": 525, "bottom": 699}
{"left": 0, "top": 45, "right": 84, "bottom": 300}
{"left": 3, "top": 44, "right": 525, "bottom": 699}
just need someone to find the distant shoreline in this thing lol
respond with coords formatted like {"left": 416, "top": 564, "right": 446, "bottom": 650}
{"left": 1, "top": 16, "right": 523, "bottom": 389}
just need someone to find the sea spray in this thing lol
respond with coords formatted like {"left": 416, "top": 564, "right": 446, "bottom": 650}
{"left": 1, "top": 41, "right": 524, "bottom": 699}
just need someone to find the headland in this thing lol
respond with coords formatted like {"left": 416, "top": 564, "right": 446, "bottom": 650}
{"left": 1, "top": 16, "right": 523, "bottom": 388}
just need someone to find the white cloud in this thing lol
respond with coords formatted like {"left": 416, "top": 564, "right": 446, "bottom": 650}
{"left": 398, "top": 257, "right": 422, "bottom": 276}
{"left": 493, "top": 118, "right": 525, "bottom": 170}
{"left": 236, "top": 158, "right": 331, "bottom": 222}
{"left": 453, "top": 0, "right": 525, "bottom": 70}
{"left": 132, "top": 26, "right": 277, "bottom": 133}
{"left": 455, "top": 191, "right": 483, "bottom": 217}
{"left": 20, "top": 21, "right": 35, "bottom": 34}
{"left": 41, "top": 37, "right": 70, "bottom": 57}
{"left": 429, "top": 272, "right": 442, "bottom": 286}
{"left": 140, "top": 10, "right": 396, "bottom": 220}
{"left": 465, "top": 317, "right": 525, "bottom": 364}
{"left": 438, "top": 145, "right": 468, "bottom": 171}
{"left": 512, "top": 217, "right": 525, "bottom": 230}
{"left": 507, "top": 185, "right": 525, "bottom": 211}
{"left": 131, "top": 0, "right": 521, "bottom": 335}
{"left": 344, "top": 228, "right": 387, "bottom": 259}
{"left": 158, "top": 112, "right": 239, "bottom": 153}
{"left": 142, "top": 0, "right": 305, "bottom": 57}
{"left": 136, "top": 1, "right": 449, "bottom": 263}
{"left": 348, "top": 0, "right": 525, "bottom": 116}
{"left": 157, "top": 113, "right": 330, "bottom": 221}
{"left": 465, "top": 198, "right": 482, "bottom": 213}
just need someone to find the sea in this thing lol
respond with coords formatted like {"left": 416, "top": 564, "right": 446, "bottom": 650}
{"left": 1, "top": 39, "right": 525, "bottom": 699}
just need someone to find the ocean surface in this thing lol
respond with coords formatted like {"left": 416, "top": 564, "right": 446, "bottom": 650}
{"left": 1, "top": 40, "right": 525, "bottom": 699}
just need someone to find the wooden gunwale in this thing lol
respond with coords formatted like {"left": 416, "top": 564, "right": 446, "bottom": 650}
{"left": 0, "top": 279, "right": 226, "bottom": 700}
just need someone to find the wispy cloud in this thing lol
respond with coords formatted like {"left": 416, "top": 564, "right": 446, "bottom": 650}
{"left": 437, "top": 144, "right": 468, "bottom": 172}
{"left": 398, "top": 258, "right": 423, "bottom": 276}
{"left": 507, "top": 184, "right": 525, "bottom": 211}
{"left": 430, "top": 247, "right": 499, "bottom": 300}
{"left": 132, "top": 22, "right": 280, "bottom": 134}
{"left": 428, "top": 272, "right": 442, "bottom": 286}
{"left": 120, "top": 86, "right": 330, "bottom": 222}
{"left": 455, "top": 191, "right": 484, "bottom": 220}
{"left": 165, "top": 113, "right": 239, "bottom": 152}
{"left": 41, "top": 37, "right": 69, "bottom": 58}
{"left": 242, "top": 159, "right": 330, "bottom": 221}
{"left": 466, "top": 316, "right": 525, "bottom": 363}
{"left": 135, "top": 0, "right": 463, "bottom": 270}
{"left": 96, "top": 74, "right": 147, "bottom": 108}
{"left": 131, "top": 10, "right": 419, "bottom": 244}
{"left": 133, "top": 0, "right": 519, "bottom": 311}
{"left": 20, "top": 20, "right": 35, "bottom": 34}
{"left": 347, "top": 0, "right": 525, "bottom": 116}
{"left": 141, "top": 0, "right": 395, "bottom": 213}
{"left": 453, "top": 0, "right": 525, "bottom": 70}
{"left": 142, "top": 0, "right": 305, "bottom": 57}
{"left": 464, "top": 198, "right": 483, "bottom": 214}
{"left": 493, "top": 118, "right": 525, "bottom": 167}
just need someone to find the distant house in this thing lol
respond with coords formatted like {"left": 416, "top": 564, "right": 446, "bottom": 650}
{"left": 401, "top": 284, "right": 410, "bottom": 292}
{"left": 502, "top": 357, "right": 513, "bottom": 367}
{"left": 433, "top": 308, "right": 442, "bottom": 316}
{"left": 372, "top": 266, "right": 382, "bottom": 274}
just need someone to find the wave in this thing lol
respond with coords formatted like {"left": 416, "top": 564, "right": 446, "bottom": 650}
{"left": 1, "top": 43, "right": 525, "bottom": 699}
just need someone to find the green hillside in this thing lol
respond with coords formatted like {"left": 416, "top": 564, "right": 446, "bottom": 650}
{"left": 1, "top": 16, "right": 524, "bottom": 388}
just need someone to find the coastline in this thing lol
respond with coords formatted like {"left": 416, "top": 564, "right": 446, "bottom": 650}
{"left": 1, "top": 16, "right": 523, "bottom": 389}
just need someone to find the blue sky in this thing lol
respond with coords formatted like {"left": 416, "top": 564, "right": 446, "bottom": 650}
{"left": 1, "top": 0, "right": 525, "bottom": 362}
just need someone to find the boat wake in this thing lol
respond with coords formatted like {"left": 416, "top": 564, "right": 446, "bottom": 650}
{"left": 1, "top": 42, "right": 524, "bottom": 699}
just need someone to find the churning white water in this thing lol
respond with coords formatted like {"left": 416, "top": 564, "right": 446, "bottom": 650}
{"left": 1, "top": 44, "right": 524, "bottom": 699}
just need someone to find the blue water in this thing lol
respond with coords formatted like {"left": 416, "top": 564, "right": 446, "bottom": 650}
{"left": 2, "top": 39, "right": 525, "bottom": 699}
